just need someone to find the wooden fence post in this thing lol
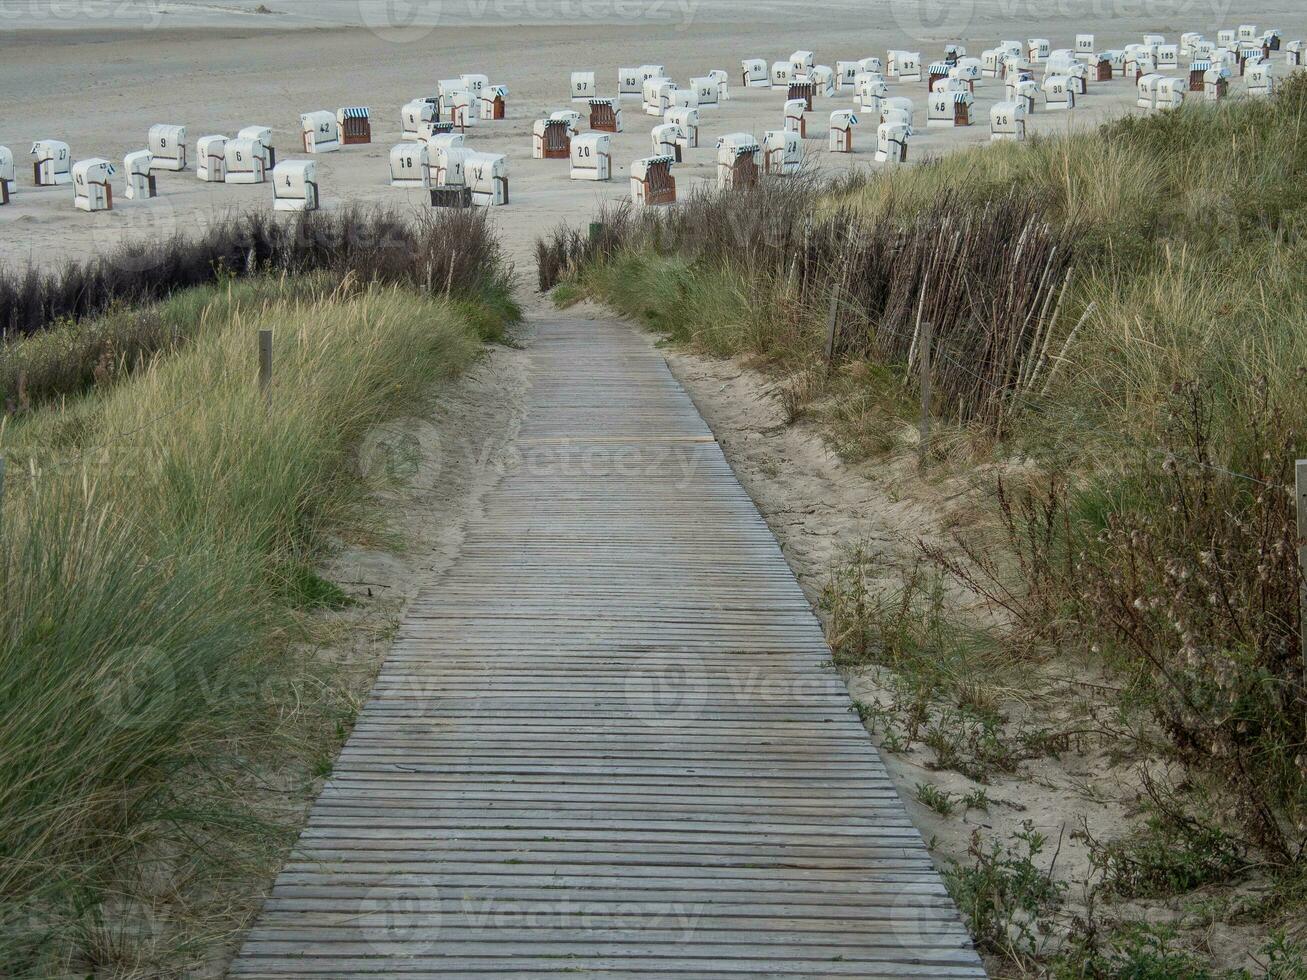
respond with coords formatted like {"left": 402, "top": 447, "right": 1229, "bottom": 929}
{"left": 824, "top": 284, "right": 841, "bottom": 371}
{"left": 258, "top": 330, "right": 273, "bottom": 403}
{"left": 1296, "top": 459, "right": 1307, "bottom": 685}
{"left": 918, "top": 320, "right": 933, "bottom": 468}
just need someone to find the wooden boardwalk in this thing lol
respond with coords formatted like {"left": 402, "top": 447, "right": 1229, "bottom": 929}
{"left": 229, "top": 317, "right": 985, "bottom": 978}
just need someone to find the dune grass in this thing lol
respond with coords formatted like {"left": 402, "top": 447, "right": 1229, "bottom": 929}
{"left": 0, "top": 271, "right": 514, "bottom": 975}
{"left": 545, "top": 78, "right": 1307, "bottom": 968}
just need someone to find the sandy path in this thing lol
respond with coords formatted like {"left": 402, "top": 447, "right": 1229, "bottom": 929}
{"left": 4, "top": 4, "right": 1304, "bottom": 275}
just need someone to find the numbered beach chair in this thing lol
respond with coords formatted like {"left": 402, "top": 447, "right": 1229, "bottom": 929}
{"left": 448, "top": 91, "right": 478, "bottom": 131}
{"left": 1043, "top": 75, "right": 1076, "bottom": 110}
{"left": 671, "top": 88, "right": 699, "bottom": 111}
{"left": 692, "top": 76, "right": 720, "bottom": 107}
{"left": 651, "top": 123, "right": 682, "bottom": 161}
{"left": 771, "top": 61, "right": 795, "bottom": 89}
{"left": 741, "top": 58, "right": 769, "bottom": 88}
{"left": 717, "top": 133, "right": 760, "bottom": 190}
{"left": 390, "top": 142, "right": 430, "bottom": 188}
{"left": 619, "top": 67, "right": 644, "bottom": 98}
{"left": 788, "top": 80, "right": 815, "bottom": 111}
{"left": 1155, "top": 76, "right": 1185, "bottom": 110}
{"left": 928, "top": 91, "right": 974, "bottom": 126}
{"left": 148, "top": 124, "right": 187, "bottom": 171}
{"left": 642, "top": 77, "right": 676, "bottom": 116}
{"left": 225, "top": 137, "right": 268, "bottom": 184}
{"left": 763, "top": 129, "right": 803, "bottom": 175}
{"left": 460, "top": 73, "right": 489, "bottom": 98}
{"left": 829, "top": 110, "right": 859, "bottom": 151}
{"left": 480, "top": 86, "right": 508, "bottom": 120}
{"left": 880, "top": 97, "right": 915, "bottom": 133}
{"left": 708, "top": 69, "right": 730, "bottom": 101}
{"left": 402, "top": 99, "right": 440, "bottom": 140}
{"left": 666, "top": 107, "right": 699, "bottom": 150}
{"left": 428, "top": 146, "right": 471, "bottom": 208}
{"left": 1136, "top": 73, "right": 1163, "bottom": 109}
{"left": 888, "top": 50, "right": 922, "bottom": 81}
{"left": 1247, "top": 60, "right": 1275, "bottom": 96}
{"left": 569, "top": 133, "right": 611, "bottom": 181}
{"left": 466, "top": 152, "right": 509, "bottom": 207}
{"left": 337, "top": 107, "right": 371, "bottom": 145}
{"left": 238, "top": 126, "right": 275, "bottom": 169}
{"left": 1204, "top": 66, "right": 1231, "bottom": 100}
{"left": 589, "top": 97, "right": 622, "bottom": 133}
{"left": 990, "top": 101, "right": 1026, "bottom": 140}
{"left": 475, "top": 84, "right": 504, "bottom": 121}
{"left": 196, "top": 135, "right": 227, "bottom": 182}
{"left": 784, "top": 99, "right": 809, "bottom": 138}
{"left": 630, "top": 155, "right": 676, "bottom": 208}
{"left": 570, "top": 71, "right": 596, "bottom": 101}
{"left": 532, "top": 118, "right": 572, "bottom": 160}
{"left": 951, "top": 59, "right": 982, "bottom": 91}
{"left": 300, "top": 111, "right": 340, "bottom": 153}
{"left": 73, "top": 158, "right": 115, "bottom": 211}
{"left": 273, "top": 160, "right": 318, "bottom": 212}
{"left": 875, "top": 122, "right": 909, "bottom": 163}
{"left": 810, "top": 66, "right": 835, "bottom": 97}
{"left": 856, "top": 73, "right": 888, "bottom": 114}
{"left": 31, "top": 140, "right": 72, "bottom": 186}
{"left": 1012, "top": 79, "right": 1039, "bottom": 113}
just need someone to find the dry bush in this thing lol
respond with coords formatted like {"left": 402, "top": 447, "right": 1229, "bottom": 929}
{"left": 0, "top": 206, "right": 511, "bottom": 340}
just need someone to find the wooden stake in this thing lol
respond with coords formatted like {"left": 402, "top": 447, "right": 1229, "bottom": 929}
{"left": 824, "top": 284, "right": 841, "bottom": 370}
{"left": 258, "top": 330, "right": 273, "bottom": 403}
{"left": 918, "top": 320, "right": 933, "bottom": 468}
{"left": 1297, "top": 459, "right": 1307, "bottom": 685}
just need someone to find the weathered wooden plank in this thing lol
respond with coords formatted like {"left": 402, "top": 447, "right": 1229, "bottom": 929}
{"left": 226, "top": 317, "right": 984, "bottom": 978}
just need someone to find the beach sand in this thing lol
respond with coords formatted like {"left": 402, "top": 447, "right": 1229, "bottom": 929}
{"left": 3, "top": 1, "right": 1305, "bottom": 274}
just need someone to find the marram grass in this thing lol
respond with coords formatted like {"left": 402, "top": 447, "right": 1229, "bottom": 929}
{"left": 0, "top": 274, "right": 501, "bottom": 975}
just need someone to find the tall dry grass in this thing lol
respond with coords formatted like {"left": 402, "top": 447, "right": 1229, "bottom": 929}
{"left": 0, "top": 205, "right": 514, "bottom": 340}
{"left": 0, "top": 273, "right": 506, "bottom": 975}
